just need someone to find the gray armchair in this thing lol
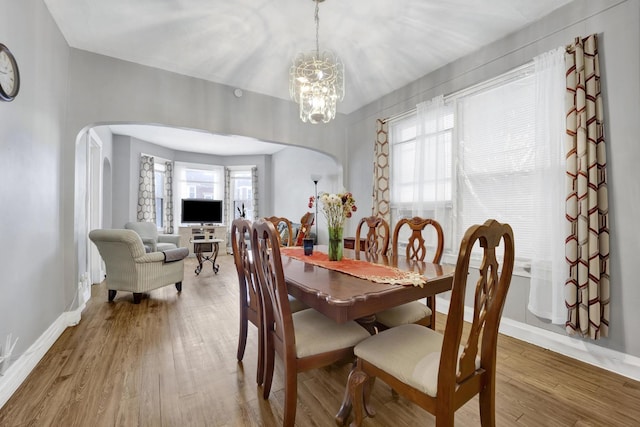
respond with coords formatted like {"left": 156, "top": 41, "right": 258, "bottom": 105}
{"left": 89, "top": 229, "right": 188, "bottom": 304}
{"left": 124, "top": 221, "right": 180, "bottom": 253}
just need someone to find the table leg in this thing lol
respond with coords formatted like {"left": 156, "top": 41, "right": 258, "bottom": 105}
{"left": 335, "top": 360, "right": 356, "bottom": 426}
{"left": 195, "top": 250, "right": 203, "bottom": 275}
{"left": 211, "top": 242, "right": 220, "bottom": 274}
{"left": 335, "top": 314, "right": 377, "bottom": 425}
{"left": 355, "top": 314, "right": 377, "bottom": 335}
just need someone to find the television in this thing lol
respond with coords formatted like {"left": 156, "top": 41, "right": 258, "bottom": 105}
{"left": 181, "top": 199, "right": 223, "bottom": 224}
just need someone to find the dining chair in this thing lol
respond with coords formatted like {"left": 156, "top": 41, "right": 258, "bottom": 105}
{"left": 231, "top": 218, "right": 265, "bottom": 385}
{"left": 264, "top": 216, "right": 294, "bottom": 246}
{"left": 251, "top": 219, "right": 370, "bottom": 427}
{"left": 294, "top": 212, "right": 315, "bottom": 246}
{"left": 354, "top": 216, "right": 390, "bottom": 257}
{"left": 348, "top": 219, "right": 515, "bottom": 427}
{"left": 231, "top": 219, "right": 307, "bottom": 385}
{"left": 375, "top": 217, "right": 444, "bottom": 331}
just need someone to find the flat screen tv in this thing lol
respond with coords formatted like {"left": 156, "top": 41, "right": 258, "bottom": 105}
{"left": 181, "top": 199, "right": 223, "bottom": 224}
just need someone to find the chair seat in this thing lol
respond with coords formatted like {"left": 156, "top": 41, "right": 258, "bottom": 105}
{"left": 375, "top": 301, "right": 432, "bottom": 328}
{"left": 157, "top": 242, "right": 178, "bottom": 252}
{"left": 354, "top": 324, "right": 478, "bottom": 397}
{"left": 293, "top": 309, "right": 370, "bottom": 358}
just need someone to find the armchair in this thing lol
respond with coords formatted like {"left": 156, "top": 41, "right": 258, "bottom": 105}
{"left": 89, "top": 229, "right": 188, "bottom": 304}
{"left": 124, "top": 221, "right": 180, "bottom": 252}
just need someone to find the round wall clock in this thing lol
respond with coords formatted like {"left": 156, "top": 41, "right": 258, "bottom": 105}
{"left": 0, "top": 43, "right": 20, "bottom": 102}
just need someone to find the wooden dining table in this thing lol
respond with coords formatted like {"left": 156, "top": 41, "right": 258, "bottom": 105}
{"left": 279, "top": 246, "right": 455, "bottom": 424}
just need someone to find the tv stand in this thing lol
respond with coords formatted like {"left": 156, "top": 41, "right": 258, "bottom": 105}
{"left": 178, "top": 225, "right": 227, "bottom": 256}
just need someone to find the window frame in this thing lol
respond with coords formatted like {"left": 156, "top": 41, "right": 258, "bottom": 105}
{"left": 388, "top": 63, "right": 536, "bottom": 274}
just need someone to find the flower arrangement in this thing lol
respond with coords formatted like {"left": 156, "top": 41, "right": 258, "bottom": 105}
{"left": 308, "top": 191, "right": 357, "bottom": 229}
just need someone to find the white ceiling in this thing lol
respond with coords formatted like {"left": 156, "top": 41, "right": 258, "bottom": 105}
{"left": 107, "top": 124, "right": 288, "bottom": 156}
{"left": 46, "top": 0, "right": 571, "bottom": 155}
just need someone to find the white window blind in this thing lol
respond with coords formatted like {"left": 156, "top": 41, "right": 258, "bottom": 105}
{"left": 390, "top": 65, "right": 541, "bottom": 266}
{"left": 456, "top": 73, "right": 536, "bottom": 261}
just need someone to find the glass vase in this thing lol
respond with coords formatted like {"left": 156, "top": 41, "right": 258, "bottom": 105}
{"left": 328, "top": 226, "right": 344, "bottom": 261}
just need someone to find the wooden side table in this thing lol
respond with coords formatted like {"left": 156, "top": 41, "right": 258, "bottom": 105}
{"left": 191, "top": 238, "right": 223, "bottom": 275}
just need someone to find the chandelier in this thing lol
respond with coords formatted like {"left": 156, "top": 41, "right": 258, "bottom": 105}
{"left": 289, "top": 0, "right": 344, "bottom": 124}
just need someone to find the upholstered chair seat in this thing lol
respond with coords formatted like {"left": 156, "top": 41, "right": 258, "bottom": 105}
{"left": 375, "top": 302, "right": 432, "bottom": 329}
{"left": 293, "top": 309, "right": 370, "bottom": 358}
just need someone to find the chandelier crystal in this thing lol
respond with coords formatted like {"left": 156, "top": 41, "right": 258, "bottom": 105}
{"left": 289, "top": 0, "right": 344, "bottom": 124}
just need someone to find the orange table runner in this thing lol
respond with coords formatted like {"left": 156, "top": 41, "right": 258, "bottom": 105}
{"left": 280, "top": 247, "right": 426, "bottom": 287}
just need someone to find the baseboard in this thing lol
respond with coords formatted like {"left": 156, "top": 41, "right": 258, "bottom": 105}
{"left": 436, "top": 296, "right": 640, "bottom": 382}
{"left": 0, "top": 302, "right": 84, "bottom": 410}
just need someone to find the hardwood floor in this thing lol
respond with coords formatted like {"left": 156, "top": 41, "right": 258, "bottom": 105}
{"left": 1, "top": 255, "right": 639, "bottom": 426}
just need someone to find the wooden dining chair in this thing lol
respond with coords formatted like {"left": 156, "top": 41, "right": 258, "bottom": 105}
{"left": 294, "top": 212, "right": 315, "bottom": 246}
{"left": 348, "top": 219, "right": 515, "bottom": 427}
{"left": 231, "top": 218, "right": 265, "bottom": 384}
{"left": 264, "top": 216, "right": 294, "bottom": 246}
{"left": 251, "top": 219, "right": 370, "bottom": 427}
{"left": 354, "top": 216, "right": 390, "bottom": 257}
{"left": 375, "top": 217, "right": 445, "bottom": 330}
{"left": 231, "top": 218, "right": 307, "bottom": 385}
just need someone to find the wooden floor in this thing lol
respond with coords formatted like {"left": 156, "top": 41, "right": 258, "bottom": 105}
{"left": 1, "top": 255, "right": 639, "bottom": 426}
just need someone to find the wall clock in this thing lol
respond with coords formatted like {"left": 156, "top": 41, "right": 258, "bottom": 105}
{"left": 0, "top": 43, "right": 20, "bottom": 102}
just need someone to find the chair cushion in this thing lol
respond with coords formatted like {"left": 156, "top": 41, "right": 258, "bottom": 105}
{"left": 375, "top": 301, "right": 432, "bottom": 328}
{"left": 293, "top": 309, "right": 370, "bottom": 358}
{"left": 354, "top": 323, "right": 479, "bottom": 397}
{"left": 157, "top": 242, "right": 178, "bottom": 252}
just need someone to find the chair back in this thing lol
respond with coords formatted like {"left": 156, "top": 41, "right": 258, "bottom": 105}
{"left": 251, "top": 219, "right": 296, "bottom": 360}
{"left": 392, "top": 217, "right": 444, "bottom": 263}
{"left": 438, "top": 219, "right": 514, "bottom": 400}
{"left": 124, "top": 221, "right": 158, "bottom": 241}
{"left": 294, "top": 212, "right": 315, "bottom": 246}
{"left": 264, "top": 216, "right": 293, "bottom": 246}
{"left": 89, "top": 229, "right": 147, "bottom": 264}
{"left": 88, "top": 229, "right": 147, "bottom": 285}
{"left": 231, "top": 218, "right": 260, "bottom": 321}
{"left": 355, "top": 216, "right": 390, "bottom": 257}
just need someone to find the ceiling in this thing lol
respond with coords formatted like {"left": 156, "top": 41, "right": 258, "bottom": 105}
{"left": 107, "top": 124, "right": 288, "bottom": 156}
{"left": 46, "top": 0, "right": 571, "bottom": 155}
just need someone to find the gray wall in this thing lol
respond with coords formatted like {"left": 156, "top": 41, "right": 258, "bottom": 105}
{"left": 1, "top": 0, "right": 638, "bottom": 386}
{"left": 0, "top": 0, "right": 70, "bottom": 362}
{"left": 271, "top": 146, "right": 343, "bottom": 244}
{"left": 345, "top": 0, "right": 640, "bottom": 357}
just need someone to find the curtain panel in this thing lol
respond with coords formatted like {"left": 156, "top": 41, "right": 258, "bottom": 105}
{"left": 527, "top": 47, "right": 567, "bottom": 324}
{"left": 372, "top": 119, "right": 390, "bottom": 252}
{"left": 136, "top": 155, "right": 156, "bottom": 222}
{"left": 564, "top": 34, "right": 610, "bottom": 339}
{"left": 163, "top": 161, "right": 174, "bottom": 233}
{"left": 224, "top": 167, "right": 231, "bottom": 225}
{"left": 251, "top": 167, "right": 259, "bottom": 221}
{"left": 415, "top": 96, "right": 451, "bottom": 247}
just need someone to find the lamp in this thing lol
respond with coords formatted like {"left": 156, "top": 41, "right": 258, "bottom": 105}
{"left": 311, "top": 174, "right": 321, "bottom": 242}
{"left": 289, "top": 0, "right": 344, "bottom": 124}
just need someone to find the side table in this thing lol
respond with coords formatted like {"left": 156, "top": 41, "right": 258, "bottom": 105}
{"left": 191, "top": 238, "right": 223, "bottom": 275}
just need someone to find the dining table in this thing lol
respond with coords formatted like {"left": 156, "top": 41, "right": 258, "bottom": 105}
{"left": 279, "top": 245, "right": 455, "bottom": 425}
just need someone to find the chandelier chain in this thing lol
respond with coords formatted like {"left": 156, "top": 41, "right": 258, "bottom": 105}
{"left": 315, "top": 0, "right": 320, "bottom": 56}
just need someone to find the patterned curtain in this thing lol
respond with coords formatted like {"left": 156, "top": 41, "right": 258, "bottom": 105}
{"left": 372, "top": 119, "right": 390, "bottom": 255}
{"left": 224, "top": 167, "right": 231, "bottom": 225}
{"left": 564, "top": 34, "right": 610, "bottom": 339}
{"left": 163, "top": 161, "right": 174, "bottom": 233}
{"left": 136, "top": 155, "right": 156, "bottom": 222}
{"left": 251, "top": 166, "right": 259, "bottom": 220}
